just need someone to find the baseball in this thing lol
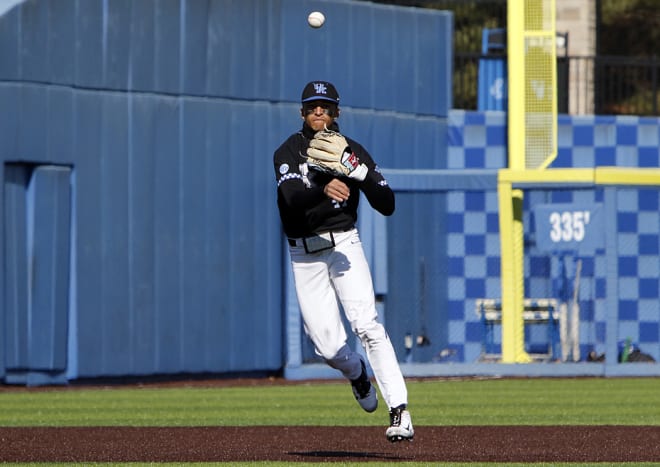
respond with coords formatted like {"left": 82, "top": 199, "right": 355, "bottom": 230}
{"left": 307, "top": 11, "right": 325, "bottom": 28}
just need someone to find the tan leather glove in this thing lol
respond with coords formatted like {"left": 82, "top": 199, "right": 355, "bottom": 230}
{"left": 306, "top": 129, "right": 368, "bottom": 181}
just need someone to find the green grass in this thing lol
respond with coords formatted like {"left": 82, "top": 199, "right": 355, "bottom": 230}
{"left": 2, "top": 377, "right": 660, "bottom": 466}
{"left": 1, "top": 377, "right": 660, "bottom": 427}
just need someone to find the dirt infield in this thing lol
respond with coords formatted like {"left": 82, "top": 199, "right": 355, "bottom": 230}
{"left": 2, "top": 425, "right": 660, "bottom": 463}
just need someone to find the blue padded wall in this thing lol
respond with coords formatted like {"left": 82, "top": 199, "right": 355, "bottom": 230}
{"left": 28, "top": 166, "right": 71, "bottom": 372}
{"left": 0, "top": 0, "right": 453, "bottom": 382}
{"left": 5, "top": 0, "right": 660, "bottom": 380}
{"left": 3, "top": 165, "right": 30, "bottom": 375}
{"left": 443, "top": 110, "right": 660, "bottom": 363}
{"left": 3, "top": 164, "right": 71, "bottom": 385}
{"left": 0, "top": 0, "right": 453, "bottom": 115}
{"left": 278, "top": 0, "right": 453, "bottom": 116}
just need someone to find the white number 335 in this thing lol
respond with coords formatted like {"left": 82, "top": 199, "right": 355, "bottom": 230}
{"left": 549, "top": 210, "right": 591, "bottom": 243}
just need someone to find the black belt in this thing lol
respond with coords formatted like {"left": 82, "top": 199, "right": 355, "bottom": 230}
{"left": 288, "top": 227, "right": 354, "bottom": 247}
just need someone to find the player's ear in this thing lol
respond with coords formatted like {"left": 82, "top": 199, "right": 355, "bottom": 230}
{"left": 300, "top": 107, "right": 305, "bottom": 119}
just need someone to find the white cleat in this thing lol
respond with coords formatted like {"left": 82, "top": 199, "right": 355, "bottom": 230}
{"left": 385, "top": 406, "right": 414, "bottom": 442}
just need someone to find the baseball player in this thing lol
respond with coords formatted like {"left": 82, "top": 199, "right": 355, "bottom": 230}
{"left": 273, "top": 81, "right": 414, "bottom": 442}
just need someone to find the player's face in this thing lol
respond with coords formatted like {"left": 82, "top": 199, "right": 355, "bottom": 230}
{"left": 302, "top": 100, "right": 338, "bottom": 131}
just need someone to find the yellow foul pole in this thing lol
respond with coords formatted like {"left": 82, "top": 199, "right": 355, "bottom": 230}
{"left": 500, "top": 0, "right": 530, "bottom": 363}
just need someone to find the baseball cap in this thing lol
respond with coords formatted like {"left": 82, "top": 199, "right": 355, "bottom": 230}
{"left": 301, "top": 81, "right": 340, "bottom": 104}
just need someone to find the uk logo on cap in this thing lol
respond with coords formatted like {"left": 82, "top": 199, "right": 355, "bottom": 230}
{"left": 313, "top": 83, "right": 328, "bottom": 95}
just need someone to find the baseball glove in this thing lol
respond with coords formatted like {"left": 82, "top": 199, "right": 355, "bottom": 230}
{"left": 306, "top": 128, "right": 368, "bottom": 181}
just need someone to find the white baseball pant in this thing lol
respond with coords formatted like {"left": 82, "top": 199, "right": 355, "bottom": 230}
{"left": 289, "top": 228, "right": 408, "bottom": 409}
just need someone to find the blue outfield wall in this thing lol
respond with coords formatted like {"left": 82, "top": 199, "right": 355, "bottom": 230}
{"left": 287, "top": 111, "right": 660, "bottom": 380}
{"left": 442, "top": 111, "right": 660, "bottom": 366}
{"left": 391, "top": 112, "right": 660, "bottom": 377}
{"left": 0, "top": 0, "right": 453, "bottom": 384}
{"left": 2, "top": 0, "right": 659, "bottom": 384}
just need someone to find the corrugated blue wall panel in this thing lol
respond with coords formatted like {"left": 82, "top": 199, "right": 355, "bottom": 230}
{"left": 19, "top": 0, "right": 47, "bottom": 82}
{"left": 228, "top": 103, "right": 256, "bottom": 369}
{"left": 129, "top": 1, "right": 156, "bottom": 91}
{"left": 18, "top": 85, "right": 47, "bottom": 160}
{"left": 48, "top": 0, "right": 75, "bottom": 85}
{"left": 46, "top": 87, "right": 74, "bottom": 164}
{"left": 0, "top": 0, "right": 450, "bottom": 382}
{"left": 279, "top": 1, "right": 452, "bottom": 116}
{"left": 413, "top": 118, "right": 450, "bottom": 169}
{"left": 73, "top": 92, "right": 105, "bottom": 377}
{"left": 178, "top": 99, "right": 205, "bottom": 372}
{"left": 226, "top": 101, "right": 285, "bottom": 369}
{"left": 206, "top": 0, "right": 236, "bottom": 98}
{"left": 387, "top": 8, "right": 416, "bottom": 111}
{"left": 387, "top": 192, "right": 449, "bottom": 361}
{"left": 152, "top": 96, "right": 183, "bottom": 373}
{"left": 154, "top": 0, "right": 181, "bottom": 95}
{"left": 63, "top": 94, "right": 285, "bottom": 376}
{"left": 417, "top": 7, "right": 453, "bottom": 114}
{"left": 2, "top": 163, "right": 71, "bottom": 383}
{"left": 213, "top": 0, "right": 285, "bottom": 100}
{"left": 99, "top": 93, "right": 132, "bottom": 375}
{"left": 228, "top": 102, "right": 267, "bottom": 369}
{"left": 203, "top": 99, "right": 234, "bottom": 370}
{"left": 391, "top": 118, "right": 418, "bottom": 170}
{"left": 227, "top": 2, "right": 261, "bottom": 99}
{"left": 180, "top": 1, "right": 209, "bottom": 95}
{"left": 0, "top": 5, "right": 19, "bottom": 81}
{"left": 104, "top": 0, "right": 132, "bottom": 90}
{"left": 349, "top": 111, "right": 398, "bottom": 168}
{"left": 75, "top": 0, "right": 103, "bottom": 88}
{"left": 0, "top": 85, "right": 19, "bottom": 154}
{"left": 3, "top": 165, "right": 30, "bottom": 371}
{"left": 2, "top": 0, "right": 452, "bottom": 115}
{"left": 339, "top": 111, "right": 448, "bottom": 169}
{"left": 127, "top": 94, "right": 158, "bottom": 374}
{"left": 257, "top": 103, "right": 288, "bottom": 368}
{"left": 29, "top": 166, "right": 71, "bottom": 371}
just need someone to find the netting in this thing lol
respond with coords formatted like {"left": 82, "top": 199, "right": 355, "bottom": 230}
{"left": 524, "top": 41, "right": 556, "bottom": 169}
{"left": 523, "top": 0, "right": 557, "bottom": 169}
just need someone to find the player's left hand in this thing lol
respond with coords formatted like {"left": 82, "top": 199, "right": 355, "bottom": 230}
{"left": 307, "top": 128, "right": 368, "bottom": 181}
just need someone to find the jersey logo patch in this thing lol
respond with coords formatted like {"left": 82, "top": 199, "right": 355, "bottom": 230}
{"left": 279, "top": 163, "right": 290, "bottom": 175}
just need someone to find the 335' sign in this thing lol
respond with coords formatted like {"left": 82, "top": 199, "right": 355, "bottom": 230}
{"left": 534, "top": 203, "right": 604, "bottom": 253}
{"left": 549, "top": 210, "right": 590, "bottom": 242}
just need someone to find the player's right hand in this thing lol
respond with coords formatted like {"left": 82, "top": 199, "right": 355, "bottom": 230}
{"left": 324, "top": 178, "right": 350, "bottom": 202}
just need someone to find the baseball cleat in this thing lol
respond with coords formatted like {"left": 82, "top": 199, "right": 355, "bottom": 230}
{"left": 385, "top": 405, "right": 414, "bottom": 442}
{"left": 350, "top": 360, "right": 378, "bottom": 413}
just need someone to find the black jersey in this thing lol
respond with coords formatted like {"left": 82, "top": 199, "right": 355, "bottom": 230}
{"left": 274, "top": 122, "right": 395, "bottom": 238}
